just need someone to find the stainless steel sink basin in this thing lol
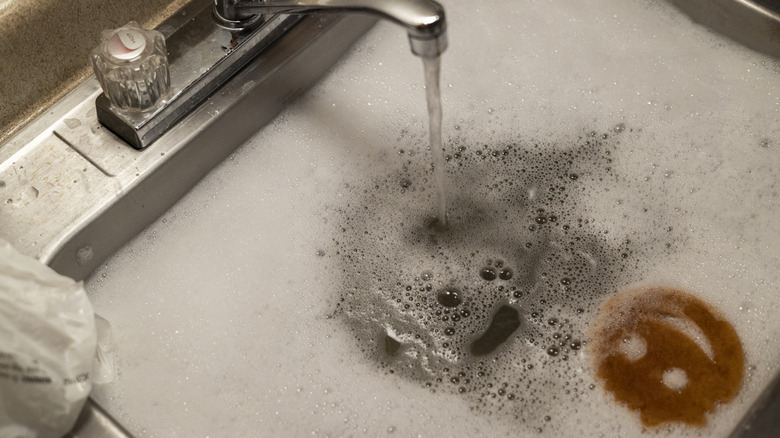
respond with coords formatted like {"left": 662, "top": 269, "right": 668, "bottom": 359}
{"left": 2, "top": 0, "right": 780, "bottom": 436}
{"left": 667, "top": 0, "right": 780, "bottom": 59}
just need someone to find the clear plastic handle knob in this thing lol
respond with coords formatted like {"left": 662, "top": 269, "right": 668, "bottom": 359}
{"left": 90, "top": 22, "right": 170, "bottom": 112}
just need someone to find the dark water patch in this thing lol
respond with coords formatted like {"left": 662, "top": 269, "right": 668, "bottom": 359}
{"left": 471, "top": 305, "right": 521, "bottom": 357}
{"left": 385, "top": 334, "right": 402, "bottom": 356}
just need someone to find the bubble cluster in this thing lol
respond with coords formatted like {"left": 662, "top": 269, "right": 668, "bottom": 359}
{"left": 328, "top": 124, "right": 683, "bottom": 431}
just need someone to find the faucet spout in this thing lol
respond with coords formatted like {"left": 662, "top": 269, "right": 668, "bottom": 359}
{"left": 215, "top": 0, "right": 448, "bottom": 57}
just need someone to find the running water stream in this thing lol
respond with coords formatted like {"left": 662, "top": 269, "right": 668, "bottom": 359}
{"left": 423, "top": 56, "right": 447, "bottom": 226}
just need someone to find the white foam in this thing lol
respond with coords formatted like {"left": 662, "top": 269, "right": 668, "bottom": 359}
{"left": 620, "top": 334, "right": 648, "bottom": 362}
{"left": 663, "top": 368, "right": 689, "bottom": 392}
{"left": 86, "top": 0, "right": 780, "bottom": 436}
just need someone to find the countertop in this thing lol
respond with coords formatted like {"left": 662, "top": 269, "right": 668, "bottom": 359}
{"left": 0, "top": 0, "right": 188, "bottom": 145}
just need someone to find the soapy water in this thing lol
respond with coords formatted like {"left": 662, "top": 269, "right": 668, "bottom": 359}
{"left": 84, "top": 0, "right": 780, "bottom": 436}
{"left": 326, "top": 124, "right": 687, "bottom": 432}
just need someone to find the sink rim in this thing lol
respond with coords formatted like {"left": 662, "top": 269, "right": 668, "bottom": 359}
{"left": 0, "top": 9, "right": 376, "bottom": 438}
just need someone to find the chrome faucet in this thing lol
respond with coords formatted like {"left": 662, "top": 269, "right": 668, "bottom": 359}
{"left": 213, "top": 0, "right": 448, "bottom": 58}
{"left": 93, "top": 0, "right": 447, "bottom": 149}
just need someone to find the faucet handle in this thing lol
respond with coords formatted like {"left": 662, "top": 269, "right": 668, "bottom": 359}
{"left": 90, "top": 22, "right": 171, "bottom": 113}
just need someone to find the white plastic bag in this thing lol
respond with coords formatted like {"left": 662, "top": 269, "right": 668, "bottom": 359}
{"left": 92, "top": 314, "right": 115, "bottom": 385}
{"left": 0, "top": 238, "right": 97, "bottom": 438}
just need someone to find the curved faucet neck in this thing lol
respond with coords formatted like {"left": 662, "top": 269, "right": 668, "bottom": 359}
{"left": 215, "top": 0, "right": 447, "bottom": 57}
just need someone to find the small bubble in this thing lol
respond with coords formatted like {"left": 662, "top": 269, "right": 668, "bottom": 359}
{"left": 499, "top": 268, "right": 513, "bottom": 280}
{"left": 421, "top": 271, "right": 433, "bottom": 281}
{"left": 444, "top": 327, "right": 455, "bottom": 336}
{"left": 437, "top": 288, "right": 462, "bottom": 307}
{"left": 560, "top": 278, "right": 571, "bottom": 285}
{"left": 480, "top": 267, "right": 497, "bottom": 281}
{"left": 547, "top": 347, "right": 559, "bottom": 356}
{"left": 535, "top": 216, "right": 548, "bottom": 224}
{"left": 570, "top": 340, "right": 581, "bottom": 350}
{"left": 316, "top": 250, "right": 326, "bottom": 257}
